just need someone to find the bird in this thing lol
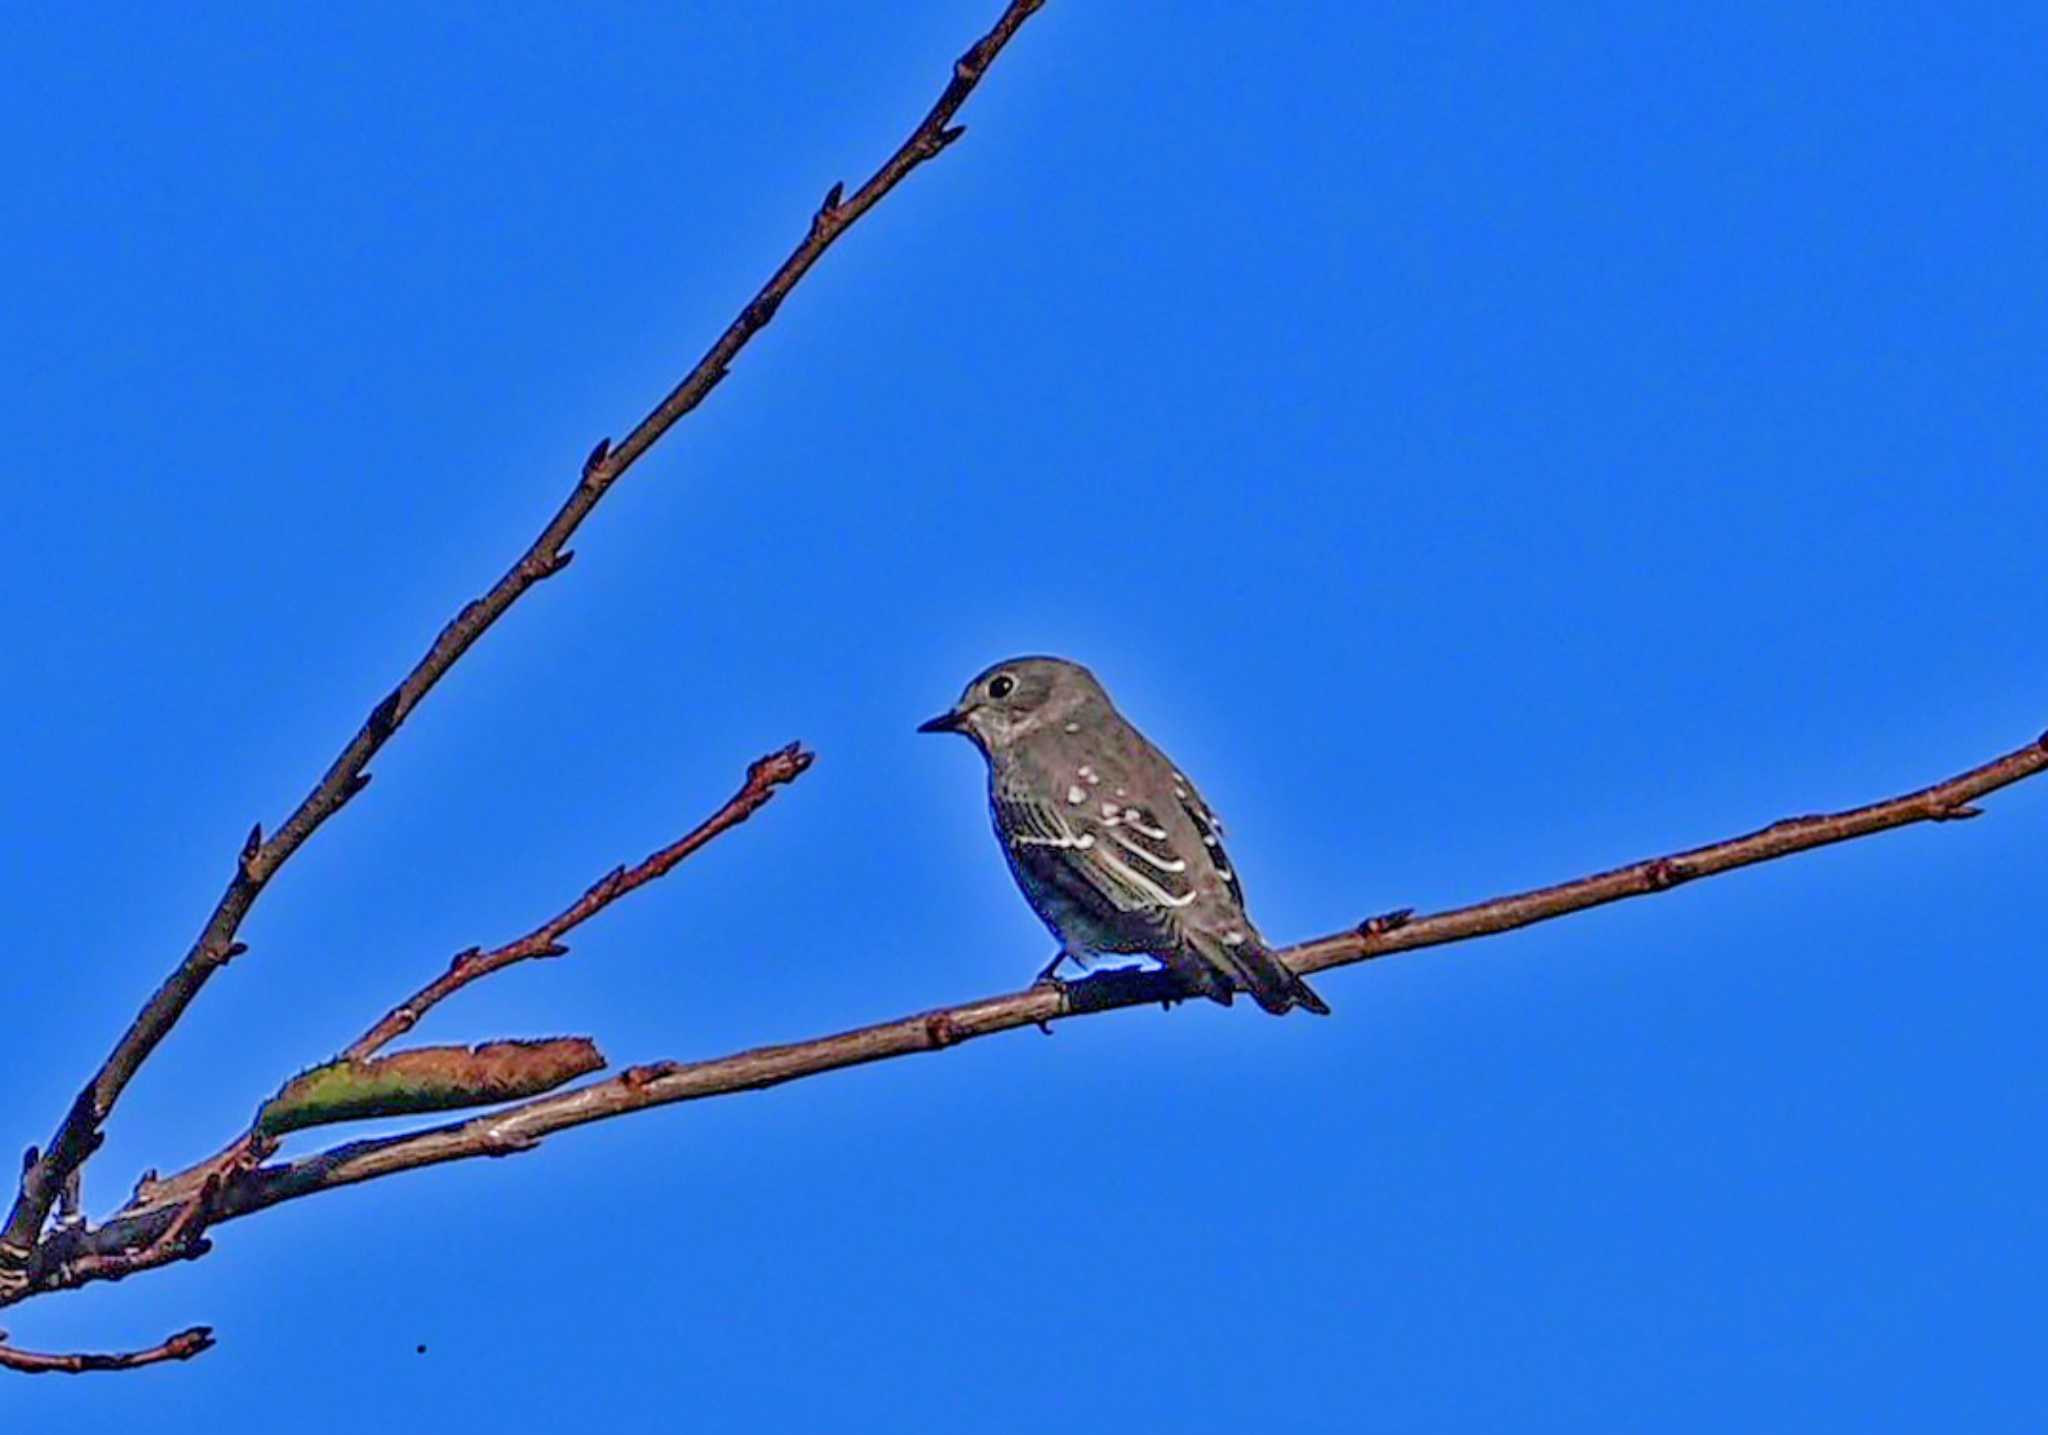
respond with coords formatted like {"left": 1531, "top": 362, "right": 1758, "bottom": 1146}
{"left": 918, "top": 655, "right": 1328, "bottom": 1016}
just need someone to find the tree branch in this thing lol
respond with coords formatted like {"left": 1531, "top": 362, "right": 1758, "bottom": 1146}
{"left": 0, "top": 1326, "right": 215, "bottom": 1376}
{"left": 28, "top": 725, "right": 2039, "bottom": 1298}
{"left": 346, "top": 743, "right": 814, "bottom": 1061}
{"left": 0, "top": 0, "right": 1049, "bottom": 1290}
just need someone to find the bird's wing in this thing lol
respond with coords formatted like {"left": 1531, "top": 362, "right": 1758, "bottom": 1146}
{"left": 1123, "top": 733, "right": 1249, "bottom": 916}
{"left": 992, "top": 786, "right": 1199, "bottom": 934}
{"left": 1168, "top": 775, "right": 1246, "bottom": 912}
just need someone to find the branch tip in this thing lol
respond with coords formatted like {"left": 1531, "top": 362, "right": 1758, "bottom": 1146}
{"left": 169, "top": 1326, "right": 216, "bottom": 1357}
{"left": 749, "top": 741, "right": 814, "bottom": 788}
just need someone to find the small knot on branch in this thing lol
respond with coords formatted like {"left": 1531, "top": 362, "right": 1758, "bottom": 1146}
{"left": 1927, "top": 803, "right": 1983, "bottom": 822}
{"left": 237, "top": 822, "right": 264, "bottom": 879}
{"left": 338, "top": 772, "right": 372, "bottom": 805}
{"left": 924, "top": 1013, "right": 962, "bottom": 1049}
{"left": 919, "top": 124, "right": 968, "bottom": 159}
{"left": 583, "top": 437, "right": 612, "bottom": 480}
{"left": 367, "top": 688, "right": 403, "bottom": 742}
{"left": 811, "top": 181, "right": 846, "bottom": 234}
{"left": 537, "top": 549, "right": 576, "bottom": 579}
{"left": 1644, "top": 858, "right": 1693, "bottom": 890}
{"left": 217, "top": 942, "right": 249, "bottom": 966}
{"left": 621, "top": 1062, "right": 680, "bottom": 1091}
{"left": 1356, "top": 907, "right": 1416, "bottom": 941}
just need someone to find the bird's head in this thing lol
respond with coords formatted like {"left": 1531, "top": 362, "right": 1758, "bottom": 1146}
{"left": 917, "top": 655, "right": 1107, "bottom": 753}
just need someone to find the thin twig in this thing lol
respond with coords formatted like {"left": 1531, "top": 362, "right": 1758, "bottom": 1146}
{"left": 0, "top": 0, "right": 1050, "bottom": 1285}
{"left": 27, "top": 725, "right": 2039, "bottom": 1302}
{"left": 346, "top": 743, "right": 814, "bottom": 1061}
{"left": 0, "top": 1326, "right": 215, "bottom": 1375}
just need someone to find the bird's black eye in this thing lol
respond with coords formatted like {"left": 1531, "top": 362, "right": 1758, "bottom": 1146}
{"left": 987, "top": 674, "right": 1016, "bottom": 700}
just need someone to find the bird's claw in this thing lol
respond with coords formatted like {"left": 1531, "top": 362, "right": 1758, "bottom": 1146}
{"left": 1033, "top": 949, "right": 1091, "bottom": 985}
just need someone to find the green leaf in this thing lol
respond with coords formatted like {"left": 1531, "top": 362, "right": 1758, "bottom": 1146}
{"left": 256, "top": 1038, "right": 605, "bottom": 1137}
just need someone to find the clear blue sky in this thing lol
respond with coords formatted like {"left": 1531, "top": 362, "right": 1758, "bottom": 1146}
{"left": 5, "top": 3, "right": 2043, "bottom": 1427}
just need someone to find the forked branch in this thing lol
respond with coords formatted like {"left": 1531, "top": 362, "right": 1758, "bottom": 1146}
{"left": 124, "top": 745, "right": 813, "bottom": 1219}
{"left": 0, "top": 0, "right": 1049, "bottom": 1297}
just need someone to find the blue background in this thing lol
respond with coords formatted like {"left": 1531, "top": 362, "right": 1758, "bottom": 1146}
{"left": 4, "top": 3, "right": 2043, "bottom": 1428}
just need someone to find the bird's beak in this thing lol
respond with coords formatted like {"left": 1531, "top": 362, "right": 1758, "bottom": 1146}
{"left": 917, "top": 709, "right": 966, "bottom": 735}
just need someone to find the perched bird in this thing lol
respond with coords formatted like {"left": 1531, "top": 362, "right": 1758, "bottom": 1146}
{"left": 919, "top": 656, "right": 1328, "bottom": 1016}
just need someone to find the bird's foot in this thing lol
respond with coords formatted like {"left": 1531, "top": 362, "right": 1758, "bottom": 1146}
{"left": 1029, "top": 954, "right": 1076, "bottom": 1031}
{"left": 1032, "top": 949, "right": 1091, "bottom": 985}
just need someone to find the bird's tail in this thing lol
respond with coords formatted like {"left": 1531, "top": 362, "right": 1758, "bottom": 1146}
{"left": 1189, "top": 930, "right": 1330, "bottom": 1017}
